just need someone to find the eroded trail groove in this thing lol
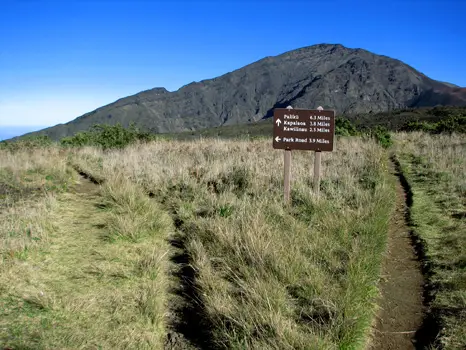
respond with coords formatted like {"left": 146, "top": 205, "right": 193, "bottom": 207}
{"left": 164, "top": 219, "right": 218, "bottom": 350}
{"left": 370, "top": 160, "right": 425, "bottom": 349}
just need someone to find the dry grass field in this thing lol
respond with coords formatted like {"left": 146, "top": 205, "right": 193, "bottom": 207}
{"left": 68, "top": 137, "right": 394, "bottom": 349}
{"left": 0, "top": 147, "right": 171, "bottom": 349}
{"left": 4, "top": 132, "right": 463, "bottom": 349}
{"left": 0, "top": 137, "right": 395, "bottom": 349}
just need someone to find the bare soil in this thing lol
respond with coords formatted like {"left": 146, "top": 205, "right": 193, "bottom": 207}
{"left": 370, "top": 164, "right": 425, "bottom": 350}
{"left": 72, "top": 175, "right": 101, "bottom": 195}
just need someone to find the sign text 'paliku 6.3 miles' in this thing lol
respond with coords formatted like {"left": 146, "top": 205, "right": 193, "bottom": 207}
{"left": 273, "top": 107, "right": 335, "bottom": 151}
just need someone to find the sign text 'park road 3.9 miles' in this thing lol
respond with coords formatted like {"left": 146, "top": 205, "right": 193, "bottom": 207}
{"left": 273, "top": 107, "right": 335, "bottom": 151}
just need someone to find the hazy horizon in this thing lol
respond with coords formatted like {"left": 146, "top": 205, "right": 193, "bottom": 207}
{"left": 0, "top": 126, "right": 47, "bottom": 141}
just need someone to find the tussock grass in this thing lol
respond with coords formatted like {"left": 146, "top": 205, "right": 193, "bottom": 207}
{"left": 0, "top": 148, "right": 172, "bottom": 349}
{"left": 0, "top": 146, "right": 75, "bottom": 209}
{"left": 0, "top": 194, "right": 58, "bottom": 263}
{"left": 0, "top": 147, "right": 71, "bottom": 262}
{"left": 394, "top": 132, "right": 466, "bottom": 350}
{"left": 72, "top": 137, "right": 394, "bottom": 349}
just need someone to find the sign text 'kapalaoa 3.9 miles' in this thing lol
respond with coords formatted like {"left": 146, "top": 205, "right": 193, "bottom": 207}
{"left": 273, "top": 108, "right": 335, "bottom": 151}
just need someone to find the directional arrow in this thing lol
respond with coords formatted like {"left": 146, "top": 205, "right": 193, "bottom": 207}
{"left": 275, "top": 136, "right": 281, "bottom": 142}
{"left": 317, "top": 106, "right": 324, "bottom": 111}
{"left": 275, "top": 118, "right": 282, "bottom": 126}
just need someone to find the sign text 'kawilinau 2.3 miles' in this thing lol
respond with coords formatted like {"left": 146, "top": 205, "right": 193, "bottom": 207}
{"left": 273, "top": 107, "right": 335, "bottom": 151}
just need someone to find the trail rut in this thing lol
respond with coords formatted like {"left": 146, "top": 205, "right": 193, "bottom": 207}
{"left": 370, "top": 159, "right": 425, "bottom": 349}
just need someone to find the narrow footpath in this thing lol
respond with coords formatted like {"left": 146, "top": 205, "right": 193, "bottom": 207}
{"left": 370, "top": 161, "right": 425, "bottom": 350}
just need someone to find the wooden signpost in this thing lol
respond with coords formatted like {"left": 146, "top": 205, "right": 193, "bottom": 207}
{"left": 273, "top": 106, "right": 335, "bottom": 204}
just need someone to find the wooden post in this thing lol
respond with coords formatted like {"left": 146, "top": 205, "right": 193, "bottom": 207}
{"left": 314, "top": 151, "right": 321, "bottom": 197}
{"left": 284, "top": 149, "right": 291, "bottom": 204}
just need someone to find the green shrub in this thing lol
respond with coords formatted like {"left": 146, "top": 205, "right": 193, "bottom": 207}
{"left": 435, "top": 114, "right": 466, "bottom": 133}
{"left": 335, "top": 117, "right": 359, "bottom": 136}
{"left": 61, "top": 123, "right": 154, "bottom": 149}
{"left": 402, "top": 121, "right": 437, "bottom": 133}
{"left": 402, "top": 112, "right": 466, "bottom": 134}
{"left": 370, "top": 126, "right": 393, "bottom": 148}
{"left": 0, "top": 135, "right": 54, "bottom": 151}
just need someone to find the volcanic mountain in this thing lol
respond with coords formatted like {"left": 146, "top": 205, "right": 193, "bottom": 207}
{"left": 24, "top": 44, "right": 466, "bottom": 140}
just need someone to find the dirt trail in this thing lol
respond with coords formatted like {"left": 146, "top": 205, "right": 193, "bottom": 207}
{"left": 164, "top": 220, "right": 218, "bottom": 350}
{"left": 370, "top": 161, "right": 425, "bottom": 350}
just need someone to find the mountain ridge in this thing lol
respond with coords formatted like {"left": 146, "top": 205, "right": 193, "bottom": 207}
{"left": 15, "top": 43, "right": 466, "bottom": 140}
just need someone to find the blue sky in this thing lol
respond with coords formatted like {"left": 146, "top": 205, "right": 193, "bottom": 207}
{"left": 0, "top": 0, "right": 465, "bottom": 132}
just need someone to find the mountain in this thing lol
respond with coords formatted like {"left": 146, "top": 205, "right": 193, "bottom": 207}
{"left": 20, "top": 44, "right": 466, "bottom": 140}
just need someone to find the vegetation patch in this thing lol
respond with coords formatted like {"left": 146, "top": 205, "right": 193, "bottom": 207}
{"left": 401, "top": 113, "right": 466, "bottom": 134}
{"left": 0, "top": 135, "right": 54, "bottom": 151}
{"left": 0, "top": 149, "right": 172, "bottom": 349}
{"left": 0, "top": 147, "right": 76, "bottom": 211}
{"left": 8, "top": 129, "right": 464, "bottom": 348}
{"left": 72, "top": 138, "right": 394, "bottom": 349}
{"left": 61, "top": 123, "right": 154, "bottom": 149}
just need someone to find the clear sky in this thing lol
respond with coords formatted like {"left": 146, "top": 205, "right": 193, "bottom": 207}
{"left": 0, "top": 0, "right": 465, "bottom": 130}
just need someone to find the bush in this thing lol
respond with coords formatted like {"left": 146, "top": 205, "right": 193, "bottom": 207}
{"left": 370, "top": 126, "right": 393, "bottom": 148}
{"left": 0, "top": 135, "right": 54, "bottom": 151}
{"left": 435, "top": 114, "right": 466, "bottom": 133}
{"left": 402, "top": 121, "right": 437, "bottom": 133}
{"left": 330, "top": 116, "right": 393, "bottom": 148}
{"left": 402, "top": 112, "right": 466, "bottom": 134}
{"left": 335, "top": 117, "right": 359, "bottom": 136}
{"left": 61, "top": 123, "right": 154, "bottom": 149}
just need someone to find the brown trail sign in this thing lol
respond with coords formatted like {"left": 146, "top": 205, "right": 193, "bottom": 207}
{"left": 273, "top": 107, "right": 335, "bottom": 151}
{"left": 273, "top": 106, "right": 335, "bottom": 203}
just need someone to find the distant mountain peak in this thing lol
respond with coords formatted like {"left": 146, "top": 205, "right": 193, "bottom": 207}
{"left": 22, "top": 44, "right": 466, "bottom": 140}
{"left": 149, "top": 87, "right": 170, "bottom": 94}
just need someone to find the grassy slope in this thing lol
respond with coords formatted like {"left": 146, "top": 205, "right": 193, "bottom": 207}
{"left": 394, "top": 132, "right": 466, "bottom": 350}
{"left": 0, "top": 147, "right": 172, "bottom": 349}
{"left": 71, "top": 137, "right": 394, "bottom": 349}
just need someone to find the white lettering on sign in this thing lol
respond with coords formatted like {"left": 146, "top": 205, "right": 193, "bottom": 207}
{"left": 310, "top": 127, "right": 330, "bottom": 133}
{"left": 310, "top": 115, "right": 331, "bottom": 121}
{"left": 310, "top": 121, "right": 331, "bottom": 127}
{"left": 284, "top": 114, "right": 299, "bottom": 120}
{"left": 309, "top": 138, "right": 330, "bottom": 143}
{"left": 284, "top": 126, "right": 307, "bottom": 132}
{"left": 284, "top": 120, "right": 306, "bottom": 126}
{"left": 283, "top": 137, "right": 308, "bottom": 143}
{"left": 317, "top": 121, "right": 330, "bottom": 127}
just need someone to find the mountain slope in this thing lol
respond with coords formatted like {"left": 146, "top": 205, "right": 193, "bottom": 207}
{"left": 23, "top": 44, "right": 466, "bottom": 140}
